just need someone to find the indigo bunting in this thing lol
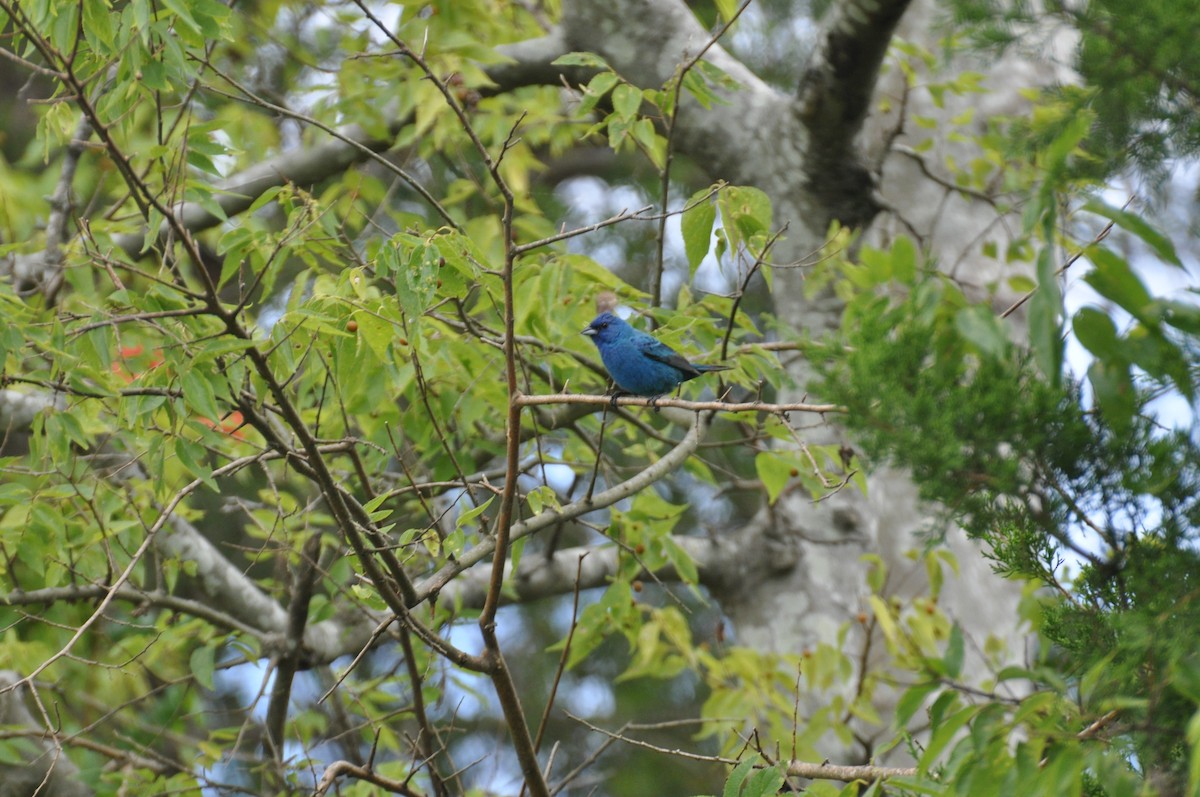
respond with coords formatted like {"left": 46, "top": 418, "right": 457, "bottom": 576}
{"left": 582, "top": 312, "right": 729, "bottom": 398}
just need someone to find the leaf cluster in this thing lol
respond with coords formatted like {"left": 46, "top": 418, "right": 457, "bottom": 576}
{"left": 949, "top": 0, "right": 1200, "bottom": 178}
{"left": 812, "top": 232, "right": 1200, "bottom": 794}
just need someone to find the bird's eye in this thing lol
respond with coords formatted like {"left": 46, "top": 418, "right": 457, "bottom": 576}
{"left": 600, "top": 321, "right": 608, "bottom": 328}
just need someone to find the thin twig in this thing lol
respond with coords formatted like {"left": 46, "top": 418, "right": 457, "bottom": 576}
{"left": 650, "top": 0, "right": 754, "bottom": 308}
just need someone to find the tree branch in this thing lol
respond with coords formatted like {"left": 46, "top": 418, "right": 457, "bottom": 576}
{"left": 417, "top": 410, "right": 713, "bottom": 601}
{"left": 794, "top": 0, "right": 914, "bottom": 226}
{"left": 785, "top": 758, "right": 917, "bottom": 782}
{"left": 514, "top": 392, "right": 843, "bottom": 415}
{"left": 0, "top": 671, "right": 92, "bottom": 797}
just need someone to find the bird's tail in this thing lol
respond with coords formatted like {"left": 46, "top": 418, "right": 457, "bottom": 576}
{"left": 695, "top": 364, "right": 731, "bottom": 373}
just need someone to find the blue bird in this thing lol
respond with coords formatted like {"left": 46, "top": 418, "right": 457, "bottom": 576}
{"left": 582, "top": 312, "right": 729, "bottom": 399}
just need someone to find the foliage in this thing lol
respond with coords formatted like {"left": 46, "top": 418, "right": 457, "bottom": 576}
{"left": 0, "top": 0, "right": 1197, "bottom": 795}
{"left": 951, "top": 0, "right": 1200, "bottom": 177}
{"left": 813, "top": 203, "right": 1200, "bottom": 794}
{"left": 0, "top": 0, "right": 811, "bottom": 794}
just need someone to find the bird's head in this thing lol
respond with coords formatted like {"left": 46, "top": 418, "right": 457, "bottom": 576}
{"left": 581, "top": 311, "right": 628, "bottom": 344}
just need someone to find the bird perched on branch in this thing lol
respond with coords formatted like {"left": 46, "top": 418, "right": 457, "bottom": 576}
{"left": 582, "top": 311, "right": 729, "bottom": 400}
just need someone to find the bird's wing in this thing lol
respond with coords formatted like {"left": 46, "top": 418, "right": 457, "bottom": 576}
{"left": 635, "top": 334, "right": 700, "bottom": 376}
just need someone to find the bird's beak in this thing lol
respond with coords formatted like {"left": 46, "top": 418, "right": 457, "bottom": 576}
{"left": 581, "top": 326, "right": 597, "bottom": 337}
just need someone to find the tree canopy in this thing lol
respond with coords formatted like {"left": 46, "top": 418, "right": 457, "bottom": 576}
{"left": 0, "top": 0, "right": 1198, "bottom": 796}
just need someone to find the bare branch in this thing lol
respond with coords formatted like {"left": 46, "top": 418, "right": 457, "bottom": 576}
{"left": 514, "top": 392, "right": 843, "bottom": 415}
{"left": 785, "top": 758, "right": 917, "bottom": 782}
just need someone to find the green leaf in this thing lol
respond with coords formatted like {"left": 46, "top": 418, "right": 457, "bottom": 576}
{"left": 919, "top": 703, "right": 974, "bottom": 770}
{"left": 1084, "top": 246, "right": 1155, "bottom": 323}
{"left": 362, "top": 493, "right": 390, "bottom": 515}
{"left": 631, "top": 118, "right": 665, "bottom": 168}
{"left": 355, "top": 309, "right": 395, "bottom": 361}
{"left": 577, "top": 72, "right": 619, "bottom": 116}
{"left": 892, "top": 235, "right": 918, "bottom": 284}
{"left": 742, "top": 764, "right": 785, "bottom": 797}
{"left": 943, "top": 623, "right": 964, "bottom": 679}
{"left": 1087, "top": 359, "right": 1134, "bottom": 434}
{"left": 393, "top": 240, "right": 440, "bottom": 318}
{"left": 456, "top": 497, "right": 494, "bottom": 531}
{"left": 181, "top": 368, "right": 223, "bottom": 423}
{"left": 247, "top": 185, "right": 283, "bottom": 214}
{"left": 754, "top": 451, "right": 793, "bottom": 504}
{"left": 1163, "top": 300, "right": 1200, "bottom": 335}
{"left": 1040, "top": 747, "right": 1083, "bottom": 797}
{"left": 682, "top": 70, "right": 723, "bottom": 109}
{"left": 1083, "top": 199, "right": 1182, "bottom": 267}
{"left": 955, "top": 305, "right": 1008, "bottom": 358}
{"left": 552, "top": 52, "right": 611, "bottom": 69}
{"left": 869, "top": 595, "right": 901, "bottom": 650}
{"left": 1187, "top": 708, "right": 1200, "bottom": 796}
{"left": 526, "top": 484, "right": 558, "bottom": 516}
{"left": 663, "top": 536, "right": 699, "bottom": 585}
{"left": 190, "top": 644, "right": 216, "bottom": 691}
{"left": 1028, "top": 246, "right": 1063, "bottom": 384}
{"left": 713, "top": 0, "right": 739, "bottom": 22}
{"left": 1125, "top": 327, "right": 1194, "bottom": 402}
{"left": 1042, "top": 110, "right": 1091, "bottom": 177}
{"left": 82, "top": 0, "right": 114, "bottom": 46}
{"left": 896, "top": 683, "right": 940, "bottom": 727}
{"left": 612, "top": 82, "right": 642, "bottom": 122}
{"left": 681, "top": 190, "right": 717, "bottom": 275}
{"left": 176, "top": 437, "right": 218, "bottom": 493}
{"left": 1072, "top": 306, "right": 1122, "bottom": 360}
{"left": 723, "top": 760, "right": 756, "bottom": 797}
{"left": 720, "top": 185, "right": 772, "bottom": 242}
